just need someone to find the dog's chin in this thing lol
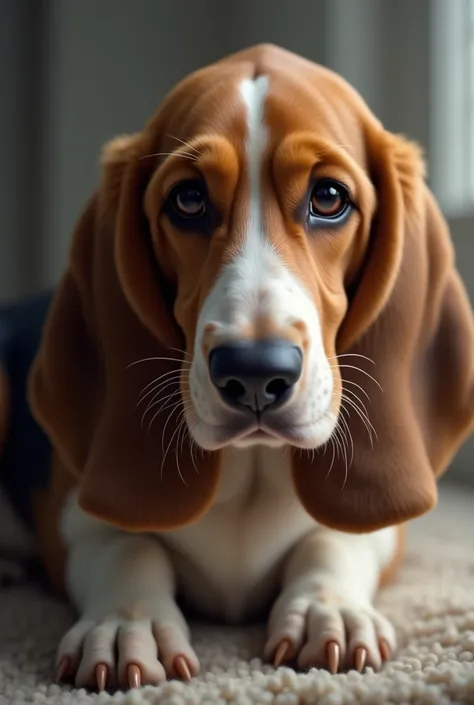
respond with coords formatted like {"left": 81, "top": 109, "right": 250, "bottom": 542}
{"left": 187, "top": 409, "right": 338, "bottom": 452}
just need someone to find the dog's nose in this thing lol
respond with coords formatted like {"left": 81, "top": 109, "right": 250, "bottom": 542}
{"left": 209, "top": 339, "right": 302, "bottom": 413}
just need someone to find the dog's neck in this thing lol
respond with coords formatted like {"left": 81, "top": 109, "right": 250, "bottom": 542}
{"left": 212, "top": 445, "right": 294, "bottom": 506}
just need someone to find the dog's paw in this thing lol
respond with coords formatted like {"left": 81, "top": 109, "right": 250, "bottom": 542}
{"left": 55, "top": 615, "right": 199, "bottom": 690}
{"left": 264, "top": 585, "right": 395, "bottom": 673}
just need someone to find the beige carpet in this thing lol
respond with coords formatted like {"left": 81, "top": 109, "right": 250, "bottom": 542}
{"left": 1, "top": 483, "right": 474, "bottom": 705}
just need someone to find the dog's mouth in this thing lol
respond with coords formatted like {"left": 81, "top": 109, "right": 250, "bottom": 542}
{"left": 233, "top": 427, "right": 285, "bottom": 448}
{"left": 188, "top": 410, "right": 337, "bottom": 450}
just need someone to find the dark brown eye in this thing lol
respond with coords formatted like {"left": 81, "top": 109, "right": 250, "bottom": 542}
{"left": 309, "top": 180, "right": 350, "bottom": 220}
{"left": 171, "top": 180, "right": 206, "bottom": 219}
{"left": 164, "top": 178, "right": 219, "bottom": 234}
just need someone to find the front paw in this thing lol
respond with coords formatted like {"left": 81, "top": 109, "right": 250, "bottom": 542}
{"left": 55, "top": 614, "right": 199, "bottom": 691}
{"left": 264, "top": 586, "right": 395, "bottom": 673}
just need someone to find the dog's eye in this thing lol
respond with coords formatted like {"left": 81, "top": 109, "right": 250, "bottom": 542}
{"left": 163, "top": 178, "right": 219, "bottom": 234}
{"left": 309, "top": 179, "right": 351, "bottom": 222}
{"left": 170, "top": 180, "right": 206, "bottom": 219}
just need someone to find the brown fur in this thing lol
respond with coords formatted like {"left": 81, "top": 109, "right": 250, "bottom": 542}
{"left": 27, "top": 46, "right": 474, "bottom": 581}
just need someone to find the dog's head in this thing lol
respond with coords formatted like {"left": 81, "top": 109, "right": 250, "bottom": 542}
{"left": 29, "top": 44, "right": 474, "bottom": 533}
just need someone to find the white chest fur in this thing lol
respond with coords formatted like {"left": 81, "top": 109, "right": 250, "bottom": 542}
{"left": 159, "top": 446, "right": 316, "bottom": 622}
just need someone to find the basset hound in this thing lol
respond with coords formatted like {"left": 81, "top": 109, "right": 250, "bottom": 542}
{"left": 1, "top": 43, "right": 473, "bottom": 692}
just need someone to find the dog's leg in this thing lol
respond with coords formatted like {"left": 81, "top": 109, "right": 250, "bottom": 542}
{"left": 264, "top": 525, "right": 402, "bottom": 672}
{"left": 57, "top": 491, "right": 198, "bottom": 690}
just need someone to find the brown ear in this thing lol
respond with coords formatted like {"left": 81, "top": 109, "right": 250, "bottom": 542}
{"left": 292, "top": 130, "right": 474, "bottom": 532}
{"left": 28, "top": 134, "right": 220, "bottom": 531}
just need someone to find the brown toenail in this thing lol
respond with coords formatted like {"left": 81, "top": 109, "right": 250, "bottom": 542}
{"left": 95, "top": 663, "right": 107, "bottom": 691}
{"left": 274, "top": 639, "right": 293, "bottom": 668}
{"left": 127, "top": 663, "right": 141, "bottom": 689}
{"left": 354, "top": 646, "right": 367, "bottom": 672}
{"left": 55, "top": 656, "right": 70, "bottom": 683}
{"left": 326, "top": 641, "right": 340, "bottom": 674}
{"left": 174, "top": 656, "right": 192, "bottom": 681}
{"left": 379, "top": 638, "right": 391, "bottom": 662}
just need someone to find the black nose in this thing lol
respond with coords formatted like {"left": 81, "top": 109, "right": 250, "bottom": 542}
{"left": 209, "top": 339, "right": 302, "bottom": 413}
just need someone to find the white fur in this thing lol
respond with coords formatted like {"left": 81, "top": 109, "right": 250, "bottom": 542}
{"left": 56, "top": 77, "right": 398, "bottom": 686}
{"left": 240, "top": 76, "right": 268, "bottom": 242}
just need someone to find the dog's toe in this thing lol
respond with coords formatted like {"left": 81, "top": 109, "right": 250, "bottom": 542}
{"left": 265, "top": 588, "right": 396, "bottom": 674}
{"left": 55, "top": 616, "right": 199, "bottom": 690}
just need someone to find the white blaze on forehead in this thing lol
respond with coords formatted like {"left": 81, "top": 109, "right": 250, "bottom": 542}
{"left": 239, "top": 76, "right": 269, "bottom": 252}
{"left": 197, "top": 74, "right": 298, "bottom": 331}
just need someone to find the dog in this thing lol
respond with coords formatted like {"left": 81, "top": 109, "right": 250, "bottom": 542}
{"left": 0, "top": 43, "right": 473, "bottom": 692}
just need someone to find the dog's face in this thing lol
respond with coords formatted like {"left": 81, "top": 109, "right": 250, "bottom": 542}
{"left": 30, "top": 44, "right": 474, "bottom": 533}
{"left": 143, "top": 59, "right": 376, "bottom": 452}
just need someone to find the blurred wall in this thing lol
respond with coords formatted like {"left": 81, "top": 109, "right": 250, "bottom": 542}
{"left": 1, "top": 0, "right": 473, "bottom": 481}
{"left": 0, "top": 1, "right": 44, "bottom": 300}
{"left": 2, "top": 0, "right": 443, "bottom": 299}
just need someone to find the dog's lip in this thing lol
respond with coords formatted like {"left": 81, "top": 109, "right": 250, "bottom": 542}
{"left": 195, "top": 414, "right": 329, "bottom": 448}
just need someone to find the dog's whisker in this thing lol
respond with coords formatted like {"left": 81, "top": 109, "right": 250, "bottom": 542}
{"left": 174, "top": 414, "right": 192, "bottom": 485}
{"left": 153, "top": 397, "right": 184, "bottom": 445}
{"left": 139, "top": 151, "right": 198, "bottom": 162}
{"left": 137, "top": 372, "right": 182, "bottom": 406}
{"left": 331, "top": 425, "right": 343, "bottom": 460}
{"left": 139, "top": 381, "right": 182, "bottom": 415}
{"left": 146, "top": 399, "right": 178, "bottom": 434}
{"left": 143, "top": 380, "right": 182, "bottom": 414}
{"left": 138, "top": 368, "right": 183, "bottom": 395}
{"left": 168, "top": 346, "right": 192, "bottom": 360}
{"left": 339, "top": 378, "right": 371, "bottom": 402}
{"left": 339, "top": 394, "right": 377, "bottom": 447}
{"left": 325, "top": 437, "right": 337, "bottom": 479}
{"left": 179, "top": 412, "right": 191, "bottom": 456}
{"left": 339, "top": 413, "right": 354, "bottom": 471}
{"left": 162, "top": 412, "right": 189, "bottom": 485}
{"left": 150, "top": 392, "right": 186, "bottom": 424}
{"left": 326, "top": 353, "right": 376, "bottom": 365}
{"left": 333, "top": 389, "right": 375, "bottom": 449}
{"left": 143, "top": 384, "right": 182, "bottom": 414}
{"left": 157, "top": 399, "right": 196, "bottom": 461}
{"left": 342, "top": 387, "right": 372, "bottom": 420}
{"left": 334, "top": 423, "right": 349, "bottom": 489}
{"left": 141, "top": 389, "right": 182, "bottom": 427}
{"left": 341, "top": 393, "right": 376, "bottom": 439}
{"left": 329, "top": 364, "right": 383, "bottom": 391}
{"left": 126, "top": 356, "right": 192, "bottom": 368}
{"left": 185, "top": 416, "right": 201, "bottom": 472}
{"left": 165, "top": 134, "right": 202, "bottom": 154}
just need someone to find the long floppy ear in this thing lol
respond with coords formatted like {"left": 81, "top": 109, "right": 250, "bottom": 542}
{"left": 292, "top": 129, "right": 474, "bottom": 532}
{"left": 28, "top": 134, "right": 220, "bottom": 531}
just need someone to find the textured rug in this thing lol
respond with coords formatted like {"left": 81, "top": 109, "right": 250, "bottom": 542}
{"left": 1, "top": 482, "right": 474, "bottom": 705}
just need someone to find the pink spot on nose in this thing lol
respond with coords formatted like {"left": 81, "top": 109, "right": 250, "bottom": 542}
{"left": 204, "top": 323, "right": 218, "bottom": 335}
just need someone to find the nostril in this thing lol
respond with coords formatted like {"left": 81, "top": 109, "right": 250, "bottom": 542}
{"left": 265, "top": 378, "right": 290, "bottom": 397}
{"left": 223, "top": 379, "right": 246, "bottom": 400}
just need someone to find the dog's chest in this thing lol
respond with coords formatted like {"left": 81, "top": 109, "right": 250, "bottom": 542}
{"left": 159, "top": 446, "right": 315, "bottom": 622}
